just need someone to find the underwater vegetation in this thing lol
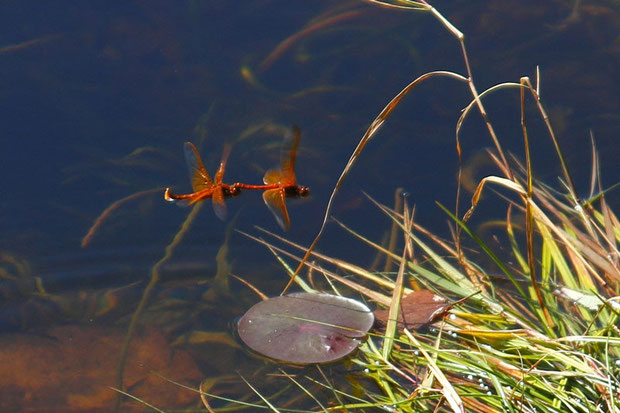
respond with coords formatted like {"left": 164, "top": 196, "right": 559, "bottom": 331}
{"left": 187, "top": 1, "right": 619, "bottom": 412}
{"left": 1, "top": 0, "right": 618, "bottom": 412}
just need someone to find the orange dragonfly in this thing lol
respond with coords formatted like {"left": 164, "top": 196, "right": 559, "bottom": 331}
{"left": 232, "top": 126, "right": 309, "bottom": 230}
{"left": 164, "top": 142, "right": 240, "bottom": 220}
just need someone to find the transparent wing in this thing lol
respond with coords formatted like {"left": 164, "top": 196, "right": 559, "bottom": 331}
{"left": 263, "top": 168, "right": 282, "bottom": 185}
{"left": 214, "top": 144, "right": 231, "bottom": 185}
{"left": 278, "top": 125, "right": 300, "bottom": 186}
{"left": 212, "top": 188, "right": 227, "bottom": 221}
{"left": 262, "top": 188, "right": 289, "bottom": 231}
{"left": 184, "top": 142, "right": 213, "bottom": 191}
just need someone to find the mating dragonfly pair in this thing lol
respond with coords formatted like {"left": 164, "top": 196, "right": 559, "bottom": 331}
{"left": 164, "top": 126, "right": 309, "bottom": 231}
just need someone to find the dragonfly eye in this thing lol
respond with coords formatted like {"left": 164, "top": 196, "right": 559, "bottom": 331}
{"left": 299, "top": 186, "right": 310, "bottom": 197}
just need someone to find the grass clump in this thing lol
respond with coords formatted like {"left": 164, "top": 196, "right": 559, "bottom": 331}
{"left": 241, "top": 166, "right": 618, "bottom": 411}
{"left": 118, "top": 1, "right": 619, "bottom": 411}
{"left": 204, "top": 1, "right": 619, "bottom": 411}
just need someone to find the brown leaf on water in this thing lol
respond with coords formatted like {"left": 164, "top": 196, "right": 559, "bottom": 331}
{"left": 0, "top": 325, "right": 202, "bottom": 412}
{"left": 374, "top": 289, "right": 450, "bottom": 332}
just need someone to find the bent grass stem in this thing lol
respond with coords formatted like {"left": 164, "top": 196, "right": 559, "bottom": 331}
{"left": 114, "top": 203, "right": 203, "bottom": 411}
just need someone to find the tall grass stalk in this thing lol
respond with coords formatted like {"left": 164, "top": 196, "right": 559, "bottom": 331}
{"left": 218, "top": 1, "right": 619, "bottom": 411}
{"left": 122, "top": 1, "right": 619, "bottom": 411}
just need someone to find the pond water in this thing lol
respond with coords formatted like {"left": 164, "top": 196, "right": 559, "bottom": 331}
{"left": 0, "top": 0, "right": 618, "bottom": 411}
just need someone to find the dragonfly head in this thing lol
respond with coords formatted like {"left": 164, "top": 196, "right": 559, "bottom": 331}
{"left": 298, "top": 186, "right": 310, "bottom": 198}
{"left": 284, "top": 185, "right": 309, "bottom": 198}
{"left": 225, "top": 185, "right": 242, "bottom": 198}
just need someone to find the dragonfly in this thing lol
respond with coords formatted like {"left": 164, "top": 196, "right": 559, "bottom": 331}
{"left": 232, "top": 126, "right": 309, "bottom": 230}
{"left": 164, "top": 142, "right": 240, "bottom": 220}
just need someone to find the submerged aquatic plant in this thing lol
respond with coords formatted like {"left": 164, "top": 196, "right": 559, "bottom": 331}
{"left": 113, "top": 1, "right": 618, "bottom": 412}
{"left": 191, "top": 1, "right": 619, "bottom": 412}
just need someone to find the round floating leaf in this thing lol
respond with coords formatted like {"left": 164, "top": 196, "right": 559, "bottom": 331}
{"left": 237, "top": 293, "right": 374, "bottom": 364}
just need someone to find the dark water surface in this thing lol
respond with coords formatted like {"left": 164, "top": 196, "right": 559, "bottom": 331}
{"left": 0, "top": 0, "right": 618, "bottom": 410}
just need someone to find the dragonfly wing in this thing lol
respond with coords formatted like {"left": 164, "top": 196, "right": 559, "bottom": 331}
{"left": 263, "top": 168, "right": 282, "bottom": 185}
{"left": 279, "top": 125, "right": 300, "bottom": 185}
{"left": 263, "top": 188, "right": 289, "bottom": 231}
{"left": 184, "top": 142, "right": 213, "bottom": 191}
{"left": 212, "top": 187, "right": 227, "bottom": 221}
{"left": 214, "top": 144, "right": 231, "bottom": 185}
{"left": 187, "top": 188, "right": 214, "bottom": 205}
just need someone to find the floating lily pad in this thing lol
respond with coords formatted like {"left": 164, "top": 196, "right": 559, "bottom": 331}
{"left": 237, "top": 293, "right": 374, "bottom": 364}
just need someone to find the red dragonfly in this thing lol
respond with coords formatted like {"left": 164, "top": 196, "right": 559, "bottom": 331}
{"left": 164, "top": 142, "right": 240, "bottom": 219}
{"left": 233, "top": 126, "right": 309, "bottom": 230}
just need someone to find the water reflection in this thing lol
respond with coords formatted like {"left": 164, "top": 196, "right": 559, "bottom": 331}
{"left": 0, "top": 0, "right": 618, "bottom": 410}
